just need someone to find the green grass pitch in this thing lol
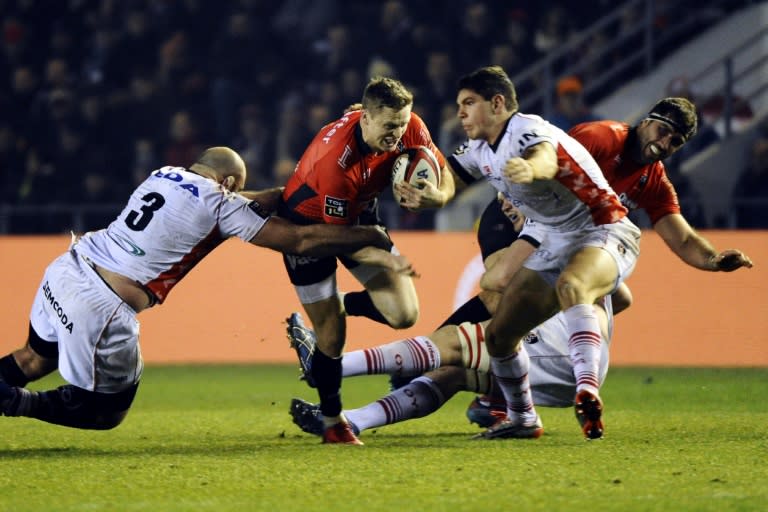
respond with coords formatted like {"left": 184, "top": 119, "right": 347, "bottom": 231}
{"left": 1, "top": 365, "right": 766, "bottom": 512}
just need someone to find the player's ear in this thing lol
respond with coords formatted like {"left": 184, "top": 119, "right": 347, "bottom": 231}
{"left": 491, "top": 95, "right": 503, "bottom": 114}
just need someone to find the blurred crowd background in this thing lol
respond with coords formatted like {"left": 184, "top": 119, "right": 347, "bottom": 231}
{"left": 0, "top": 0, "right": 765, "bottom": 233}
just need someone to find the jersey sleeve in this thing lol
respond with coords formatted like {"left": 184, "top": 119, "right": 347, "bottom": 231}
{"left": 213, "top": 191, "right": 270, "bottom": 241}
{"left": 568, "top": 121, "right": 623, "bottom": 163}
{"left": 639, "top": 163, "right": 681, "bottom": 225}
{"left": 447, "top": 141, "right": 483, "bottom": 186}
{"left": 512, "top": 115, "right": 557, "bottom": 156}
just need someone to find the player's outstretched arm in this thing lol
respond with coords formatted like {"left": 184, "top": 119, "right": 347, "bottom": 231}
{"left": 240, "top": 187, "right": 284, "bottom": 213}
{"left": 249, "top": 217, "right": 393, "bottom": 257}
{"left": 654, "top": 214, "right": 754, "bottom": 271}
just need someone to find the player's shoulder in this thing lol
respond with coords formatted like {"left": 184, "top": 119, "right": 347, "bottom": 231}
{"left": 408, "top": 111, "right": 427, "bottom": 127}
{"left": 648, "top": 161, "right": 676, "bottom": 188}
{"left": 569, "top": 120, "right": 628, "bottom": 150}
{"left": 316, "top": 110, "right": 360, "bottom": 146}
{"left": 509, "top": 112, "right": 558, "bottom": 141}
{"left": 146, "top": 167, "right": 233, "bottom": 209}
{"left": 451, "top": 137, "right": 484, "bottom": 157}
{"left": 571, "top": 120, "right": 628, "bottom": 140}
{"left": 141, "top": 166, "right": 210, "bottom": 191}
{"left": 510, "top": 112, "right": 547, "bottom": 130}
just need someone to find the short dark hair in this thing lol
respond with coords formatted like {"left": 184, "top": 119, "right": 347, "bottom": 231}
{"left": 457, "top": 66, "right": 518, "bottom": 113}
{"left": 647, "top": 97, "right": 698, "bottom": 140}
{"left": 362, "top": 77, "right": 413, "bottom": 114}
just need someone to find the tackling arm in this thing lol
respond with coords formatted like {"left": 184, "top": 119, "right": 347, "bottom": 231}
{"left": 654, "top": 214, "right": 753, "bottom": 271}
{"left": 249, "top": 217, "right": 393, "bottom": 257}
{"left": 240, "top": 187, "right": 284, "bottom": 214}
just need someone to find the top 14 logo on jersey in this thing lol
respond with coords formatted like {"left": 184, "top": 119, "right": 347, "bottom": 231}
{"left": 324, "top": 195, "right": 348, "bottom": 218}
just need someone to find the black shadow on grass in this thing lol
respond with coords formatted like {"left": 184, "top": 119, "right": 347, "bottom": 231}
{"left": 0, "top": 444, "right": 263, "bottom": 459}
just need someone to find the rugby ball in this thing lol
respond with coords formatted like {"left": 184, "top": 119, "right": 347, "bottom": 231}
{"left": 391, "top": 146, "right": 441, "bottom": 204}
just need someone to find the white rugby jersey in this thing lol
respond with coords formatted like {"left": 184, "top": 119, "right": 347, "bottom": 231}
{"left": 449, "top": 113, "right": 627, "bottom": 231}
{"left": 76, "top": 167, "right": 269, "bottom": 304}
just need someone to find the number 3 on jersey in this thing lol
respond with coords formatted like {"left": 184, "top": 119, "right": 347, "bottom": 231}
{"left": 125, "top": 192, "right": 166, "bottom": 231}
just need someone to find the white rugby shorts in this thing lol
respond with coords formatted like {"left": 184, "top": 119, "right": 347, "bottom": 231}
{"left": 29, "top": 250, "right": 143, "bottom": 393}
{"left": 520, "top": 216, "right": 641, "bottom": 291}
{"left": 294, "top": 245, "right": 402, "bottom": 304}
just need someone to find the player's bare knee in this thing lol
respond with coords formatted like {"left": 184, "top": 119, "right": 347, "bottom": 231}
{"left": 555, "top": 272, "right": 586, "bottom": 307}
{"left": 384, "top": 304, "right": 419, "bottom": 329}
{"left": 388, "top": 311, "right": 418, "bottom": 329}
{"left": 484, "top": 326, "right": 521, "bottom": 357}
{"left": 485, "top": 318, "right": 525, "bottom": 354}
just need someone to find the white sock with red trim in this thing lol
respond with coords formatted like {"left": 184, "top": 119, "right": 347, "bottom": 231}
{"left": 489, "top": 346, "right": 537, "bottom": 424}
{"left": 344, "top": 376, "right": 445, "bottom": 432}
{"left": 564, "top": 303, "right": 602, "bottom": 396}
{"left": 341, "top": 336, "right": 441, "bottom": 378}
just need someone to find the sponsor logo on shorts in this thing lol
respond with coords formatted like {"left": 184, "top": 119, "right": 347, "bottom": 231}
{"left": 285, "top": 254, "right": 319, "bottom": 270}
{"left": 523, "top": 332, "right": 540, "bottom": 344}
{"left": 43, "top": 281, "right": 74, "bottom": 334}
{"left": 324, "top": 196, "right": 348, "bottom": 218}
{"left": 533, "top": 247, "right": 556, "bottom": 262}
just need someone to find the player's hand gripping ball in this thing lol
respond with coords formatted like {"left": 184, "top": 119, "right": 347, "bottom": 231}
{"left": 391, "top": 146, "right": 441, "bottom": 205}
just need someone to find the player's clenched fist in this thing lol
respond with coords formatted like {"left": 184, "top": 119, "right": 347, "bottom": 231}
{"left": 504, "top": 157, "right": 535, "bottom": 184}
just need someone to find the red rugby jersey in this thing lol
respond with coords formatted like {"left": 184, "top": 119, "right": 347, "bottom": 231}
{"left": 282, "top": 110, "right": 445, "bottom": 224}
{"left": 569, "top": 120, "right": 680, "bottom": 225}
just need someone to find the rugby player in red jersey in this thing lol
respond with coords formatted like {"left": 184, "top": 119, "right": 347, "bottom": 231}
{"left": 279, "top": 77, "right": 456, "bottom": 444}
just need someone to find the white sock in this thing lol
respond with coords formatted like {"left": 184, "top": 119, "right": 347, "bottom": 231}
{"left": 489, "top": 346, "right": 537, "bottom": 424}
{"left": 564, "top": 303, "right": 602, "bottom": 396}
{"left": 342, "top": 336, "right": 441, "bottom": 378}
{"left": 345, "top": 376, "right": 446, "bottom": 432}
